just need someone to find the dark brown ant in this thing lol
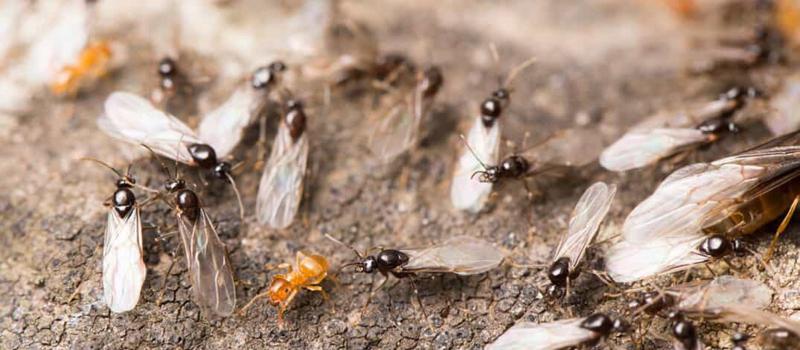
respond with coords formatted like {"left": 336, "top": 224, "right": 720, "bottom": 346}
{"left": 670, "top": 312, "right": 701, "bottom": 350}
{"left": 732, "top": 332, "right": 749, "bottom": 350}
{"left": 698, "top": 234, "right": 744, "bottom": 258}
{"left": 580, "top": 313, "right": 628, "bottom": 347}
{"left": 252, "top": 61, "right": 286, "bottom": 89}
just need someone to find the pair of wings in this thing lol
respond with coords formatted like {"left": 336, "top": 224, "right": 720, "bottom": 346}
{"left": 98, "top": 88, "right": 263, "bottom": 164}
{"left": 255, "top": 121, "right": 309, "bottom": 229}
{"left": 600, "top": 98, "right": 739, "bottom": 172}
{"left": 103, "top": 208, "right": 146, "bottom": 313}
{"left": 395, "top": 236, "right": 505, "bottom": 275}
{"left": 487, "top": 317, "right": 601, "bottom": 350}
{"left": 177, "top": 208, "right": 236, "bottom": 317}
{"left": 607, "top": 131, "right": 800, "bottom": 282}
{"left": 368, "top": 74, "right": 436, "bottom": 165}
{"left": 450, "top": 114, "right": 501, "bottom": 213}
{"left": 551, "top": 182, "right": 616, "bottom": 270}
{"left": 671, "top": 276, "right": 773, "bottom": 317}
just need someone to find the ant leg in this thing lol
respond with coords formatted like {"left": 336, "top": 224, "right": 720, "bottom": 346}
{"left": 406, "top": 276, "right": 429, "bottom": 321}
{"left": 255, "top": 114, "right": 269, "bottom": 171}
{"left": 765, "top": 195, "right": 800, "bottom": 263}
{"left": 306, "top": 284, "right": 335, "bottom": 313}
{"left": 156, "top": 252, "right": 176, "bottom": 306}
{"left": 363, "top": 274, "right": 389, "bottom": 312}
{"left": 239, "top": 290, "right": 271, "bottom": 315}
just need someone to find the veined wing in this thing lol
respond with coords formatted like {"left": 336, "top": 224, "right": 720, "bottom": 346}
{"left": 99, "top": 91, "right": 202, "bottom": 164}
{"left": 197, "top": 86, "right": 264, "bottom": 159}
{"left": 606, "top": 235, "right": 708, "bottom": 283}
{"left": 103, "top": 208, "right": 146, "bottom": 313}
{"left": 399, "top": 236, "right": 504, "bottom": 275}
{"left": 622, "top": 162, "right": 766, "bottom": 243}
{"left": 178, "top": 209, "right": 236, "bottom": 317}
{"left": 368, "top": 91, "right": 420, "bottom": 165}
{"left": 450, "top": 115, "right": 500, "bottom": 213}
{"left": 600, "top": 128, "right": 710, "bottom": 172}
{"left": 255, "top": 123, "right": 309, "bottom": 229}
{"left": 633, "top": 98, "right": 737, "bottom": 131}
{"left": 553, "top": 182, "right": 616, "bottom": 270}
{"left": 713, "top": 306, "right": 800, "bottom": 336}
{"left": 487, "top": 318, "right": 597, "bottom": 350}
{"left": 522, "top": 128, "right": 603, "bottom": 169}
{"left": 766, "top": 75, "right": 800, "bottom": 136}
{"left": 676, "top": 276, "right": 773, "bottom": 317}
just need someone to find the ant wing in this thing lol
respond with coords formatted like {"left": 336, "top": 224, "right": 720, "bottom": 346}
{"left": 177, "top": 209, "right": 236, "bottom": 317}
{"left": 450, "top": 115, "right": 501, "bottom": 212}
{"left": 255, "top": 121, "right": 309, "bottom": 229}
{"left": 766, "top": 75, "right": 800, "bottom": 136}
{"left": 368, "top": 81, "right": 428, "bottom": 165}
{"left": 633, "top": 98, "right": 739, "bottom": 131}
{"left": 676, "top": 276, "right": 773, "bottom": 317}
{"left": 599, "top": 128, "right": 711, "bottom": 172}
{"left": 399, "top": 236, "right": 504, "bottom": 275}
{"left": 487, "top": 317, "right": 598, "bottom": 350}
{"left": 24, "top": 0, "right": 89, "bottom": 86}
{"left": 606, "top": 235, "right": 708, "bottom": 283}
{"left": 99, "top": 92, "right": 203, "bottom": 164}
{"left": 713, "top": 306, "right": 800, "bottom": 336}
{"left": 103, "top": 207, "right": 146, "bottom": 313}
{"left": 552, "top": 182, "right": 616, "bottom": 270}
{"left": 521, "top": 128, "right": 603, "bottom": 170}
{"left": 621, "top": 161, "right": 766, "bottom": 244}
{"left": 197, "top": 85, "right": 265, "bottom": 159}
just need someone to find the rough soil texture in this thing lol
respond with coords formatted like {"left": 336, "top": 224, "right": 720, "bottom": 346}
{"left": 2, "top": 1, "right": 800, "bottom": 349}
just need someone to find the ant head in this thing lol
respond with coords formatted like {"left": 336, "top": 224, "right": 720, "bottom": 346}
{"left": 212, "top": 161, "right": 232, "bottom": 180}
{"left": 165, "top": 178, "right": 186, "bottom": 193}
{"left": 252, "top": 61, "right": 286, "bottom": 89}
{"left": 267, "top": 276, "right": 293, "bottom": 305}
{"left": 472, "top": 166, "right": 500, "bottom": 183}
{"left": 547, "top": 257, "right": 570, "bottom": 287}
{"left": 492, "top": 88, "right": 510, "bottom": 102}
{"left": 158, "top": 57, "right": 177, "bottom": 77}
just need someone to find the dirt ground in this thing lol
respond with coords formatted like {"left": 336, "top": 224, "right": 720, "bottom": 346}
{"left": 2, "top": 1, "right": 800, "bottom": 349}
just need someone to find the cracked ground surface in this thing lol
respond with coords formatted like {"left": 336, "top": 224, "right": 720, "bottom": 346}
{"left": 2, "top": 1, "right": 800, "bottom": 349}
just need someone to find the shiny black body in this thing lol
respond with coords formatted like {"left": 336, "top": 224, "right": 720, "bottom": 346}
{"left": 158, "top": 57, "right": 178, "bottom": 90}
{"left": 252, "top": 61, "right": 286, "bottom": 89}
{"left": 698, "top": 235, "right": 742, "bottom": 258}
{"left": 285, "top": 100, "right": 307, "bottom": 140}
{"left": 186, "top": 143, "right": 232, "bottom": 181}
{"left": 671, "top": 318, "right": 699, "bottom": 350}
{"left": 111, "top": 179, "right": 136, "bottom": 218}
{"left": 578, "top": 313, "right": 626, "bottom": 346}
{"left": 350, "top": 249, "right": 411, "bottom": 278}
{"left": 420, "top": 67, "right": 443, "bottom": 99}
{"left": 547, "top": 257, "right": 571, "bottom": 287}
{"left": 480, "top": 88, "right": 510, "bottom": 128}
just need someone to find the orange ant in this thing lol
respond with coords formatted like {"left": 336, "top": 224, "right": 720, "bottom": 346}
{"left": 51, "top": 41, "right": 112, "bottom": 96}
{"left": 240, "top": 251, "right": 330, "bottom": 324}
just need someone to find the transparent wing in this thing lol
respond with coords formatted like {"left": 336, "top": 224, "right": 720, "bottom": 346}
{"left": 622, "top": 162, "right": 767, "bottom": 243}
{"left": 487, "top": 318, "right": 598, "bottom": 350}
{"left": 103, "top": 208, "right": 146, "bottom": 313}
{"left": 399, "top": 236, "right": 504, "bottom": 275}
{"left": 606, "top": 235, "right": 708, "bottom": 283}
{"left": 450, "top": 115, "right": 500, "bottom": 212}
{"left": 368, "top": 90, "right": 421, "bottom": 165}
{"left": 99, "top": 91, "right": 202, "bottom": 164}
{"left": 676, "top": 276, "right": 773, "bottom": 316}
{"left": 766, "top": 75, "right": 800, "bottom": 136}
{"left": 553, "top": 182, "right": 616, "bottom": 269}
{"left": 178, "top": 209, "right": 236, "bottom": 317}
{"left": 197, "top": 86, "right": 264, "bottom": 159}
{"left": 521, "top": 128, "right": 604, "bottom": 169}
{"left": 632, "top": 98, "right": 737, "bottom": 131}
{"left": 23, "top": 0, "right": 88, "bottom": 84}
{"left": 255, "top": 124, "right": 309, "bottom": 229}
{"left": 599, "top": 128, "right": 710, "bottom": 172}
{"left": 714, "top": 307, "right": 800, "bottom": 336}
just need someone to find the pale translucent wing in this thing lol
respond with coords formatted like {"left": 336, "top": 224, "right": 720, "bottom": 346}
{"left": 400, "top": 236, "right": 504, "bottom": 275}
{"left": 197, "top": 86, "right": 263, "bottom": 158}
{"left": 178, "top": 210, "right": 236, "bottom": 317}
{"left": 622, "top": 162, "right": 766, "bottom": 243}
{"left": 714, "top": 307, "right": 800, "bottom": 336}
{"left": 606, "top": 235, "right": 708, "bottom": 283}
{"left": 600, "top": 128, "right": 710, "bottom": 172}
{"left": 522, "top": 128, "right": 603, "bottom": 168}
{"left": 369, "top": 93, "right": 419, "bottom": 165}
{"left": 255, "top": 125, "right": 309, "bottom": 229}
{"left": 677, "top": 276, "right": 773, "bottom": 316}
{"left": 632, "top": 99, "right": 737, "bottom": 131}
{"left": 450, "top": 116, "right": 500, "bottom": 212}
{"left": 24, "top": 0, "right": 88, "bottom": 84}
{"left": 487, "top": 318, "right": 598, "bottom": 350}
{"left": 766, "top": 75, "right": 800, "bottom": 136}
{"left": 99, "top": 92, "right": 201, "bottom": 164}
{"left": 553, "top": 182, "right": 616, "bottom": 269}
{"left": 103, "top": 208, "right": 146, "bottom": 313}
{"left": 0, "top": 0, "right": 27, "bottom": 61}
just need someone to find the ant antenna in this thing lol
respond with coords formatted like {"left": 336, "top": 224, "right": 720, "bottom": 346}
{"left": 324, "top": 234, "right": 364, "bottom": 259}
{"left": 80, "top": 157, "right": 123, "bottom": 178}
{"left": 489, "top": 43, "right": 500, "bottom": 64}
{"left": 459, "top": 134, "right": 489, "bottom": 170}
{"left": 141, "top": 144, "right": 173, "bottom": 179}
{"left": 503, "top": 57, "right": 537, "bottom": 89}
{"left": 225, "top": 173, "right": 245, "bottom": 220}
